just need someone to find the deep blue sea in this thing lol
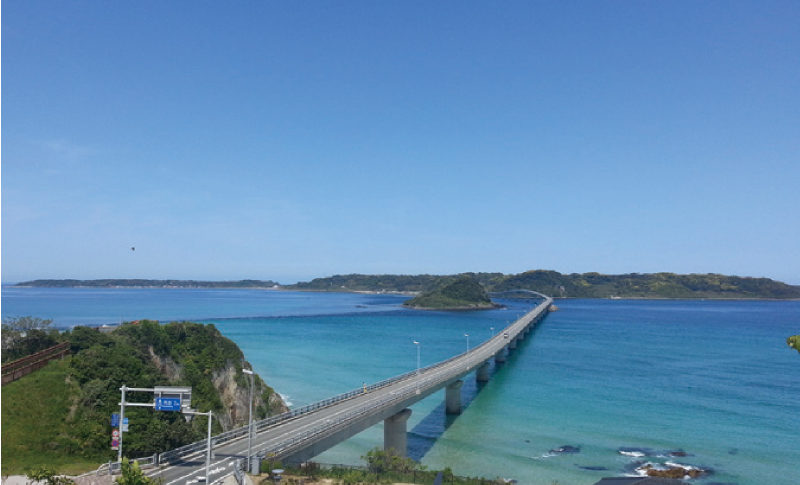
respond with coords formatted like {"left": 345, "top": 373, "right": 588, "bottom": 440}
{"left": 3, "top": 286, "right": 799, "bottom": 485}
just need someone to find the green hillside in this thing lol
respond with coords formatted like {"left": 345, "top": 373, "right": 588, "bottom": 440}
{"left": 1, "top": 320, "right": 285, "bottom": 475}
{"left": 1, "top": 357, "right": 99, "bottom": 475}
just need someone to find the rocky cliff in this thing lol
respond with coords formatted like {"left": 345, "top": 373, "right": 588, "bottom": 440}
{"left": 210, "top": 362, "right": 288, "bottom": 431}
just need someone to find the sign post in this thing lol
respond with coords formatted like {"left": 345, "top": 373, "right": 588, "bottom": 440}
{"left": 155, "top": 397, "right": 182, "bottom": 411}
{"left": 117, "top": 386, "right": 192, "bottom": 465}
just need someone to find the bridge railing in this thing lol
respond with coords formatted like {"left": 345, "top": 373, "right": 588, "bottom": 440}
{"left": 158, "top": 366, "right": 425, "bottom": 465}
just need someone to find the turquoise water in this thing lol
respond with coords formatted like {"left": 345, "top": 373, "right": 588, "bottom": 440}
{"left": 3, "top": 287, "right": 799, "bottom": 485}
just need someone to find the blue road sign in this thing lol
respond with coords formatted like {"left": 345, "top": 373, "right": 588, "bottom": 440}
{"left": 111, "top": 413, "right": 120, "bottom": 427}
{"left": 155, "top": 397, "right": 182, "bottom": 411}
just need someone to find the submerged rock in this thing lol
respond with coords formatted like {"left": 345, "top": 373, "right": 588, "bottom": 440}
{"left": 668, "top": 450, "right": 690, "bottom": 457}
{"left": 550, "top": 445, "right": 580, "bottom": 454}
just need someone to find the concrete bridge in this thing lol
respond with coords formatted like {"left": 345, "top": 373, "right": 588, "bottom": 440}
{"left": 145, "top": 292, "right": 553, "bottom": 485}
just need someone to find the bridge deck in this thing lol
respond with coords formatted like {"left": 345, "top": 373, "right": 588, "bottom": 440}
{"left": 148, "top": 294, "right": 553, "bottom": 485}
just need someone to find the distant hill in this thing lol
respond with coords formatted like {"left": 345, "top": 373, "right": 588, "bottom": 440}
{"left": 403, "top": 275, "right": 500, "bottom": 310}
{"left": 287, "top": 270, "right": 800, "bottom": 300}
{"left": 15, "top": 279, "right": 279, "bottom": 288}
{"left": 491, "top": 270, "right": 800, "bottom": 299}
{"left": 14, "top": 271, "right": 800, "bottom": 299}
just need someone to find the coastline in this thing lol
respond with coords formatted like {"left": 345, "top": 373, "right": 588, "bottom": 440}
{"left": 7, "top": 283, "right": 799, "bottom": 301}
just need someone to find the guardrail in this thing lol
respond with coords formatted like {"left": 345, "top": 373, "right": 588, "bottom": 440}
{"left": 2, "top": 342, "right": 71, "bottom": 385}
{"left": 232, "top": 458, "right": 245, "bottom": 485}
{"left": 158, "top": 359, "right": 433, "bottom": 465}
{"left": 93, "top": 454, "right": 157, "bottom": 476}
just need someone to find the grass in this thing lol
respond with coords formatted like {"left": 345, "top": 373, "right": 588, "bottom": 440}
{"left": 1, "top": 357, "right": 103, "bottom": 475}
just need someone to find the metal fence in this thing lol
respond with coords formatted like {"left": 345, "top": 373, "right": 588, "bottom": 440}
{"left": 2, "top": 342, "right": 71, "bottom": 385}
{"left": 93, "top": 454, "right": 158, "bottom": 476}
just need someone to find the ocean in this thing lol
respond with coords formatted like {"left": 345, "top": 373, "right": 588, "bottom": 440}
{"left": 2, "top": 286, "right": 799, "bottom": 485}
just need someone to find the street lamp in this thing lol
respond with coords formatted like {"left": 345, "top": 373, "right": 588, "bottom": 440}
{"left": 413, "top": 340, "right": 420, "bottom": 374}
{"left": 464, "top": 333, "right": 470, "bottom": 352}
{"left": 242, "top": 368, "right": 255, "bottom": 474}
{"left": 183, "top": 409, "right": 214, "bottom": 482}
{"left": 490, "top": 326, "right": 495, "bottom": 337}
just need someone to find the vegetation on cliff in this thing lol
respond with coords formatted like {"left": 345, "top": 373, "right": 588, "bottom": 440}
{"left": 403, "top": 275, "right": 498, "bottom": 310}
{"left": 1, "top": 319, "right": 286, "bottom": 474}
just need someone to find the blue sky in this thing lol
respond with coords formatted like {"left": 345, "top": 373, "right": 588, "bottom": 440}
{"left": 3, "top": 1, "right": 799, "bottom": 284}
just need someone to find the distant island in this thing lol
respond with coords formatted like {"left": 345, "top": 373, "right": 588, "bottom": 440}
{"left": 14, "top": 278, "right": 279, "bottom": 289}
{"left": 286, "top": 270, "right": 800, "bottom": 300}
{"left": 403, "top": 275, "right": 501, "bottom": 310}
{"left": 14, "top": 270, "right": 800, "bottom": 300}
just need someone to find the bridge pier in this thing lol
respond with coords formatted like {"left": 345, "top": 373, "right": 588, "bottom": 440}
{"left": 495, "top": 347, "right": 507, "bottom": 363}
{"left": 445, "top": 380, "right": 464, "bottom": 415}
{"left": 509, "top": 338, "right": 518, "bottom": 350}
{"left": 476, "top": 361, "right": 490, "bottom": 382}
{"left": 384, "top": 408, "right": 412, "bottom": 456}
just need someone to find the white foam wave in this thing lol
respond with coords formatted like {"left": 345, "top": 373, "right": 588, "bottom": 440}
{"left": 279, "top": 393, "right": 293, "bottom": 407}
{"left": 619, "top": 450, "right": 646, "bottom": 457}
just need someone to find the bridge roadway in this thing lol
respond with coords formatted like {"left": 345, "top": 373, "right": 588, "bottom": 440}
{"left": 148, "top": 293, "right": 553, "bottom": 485}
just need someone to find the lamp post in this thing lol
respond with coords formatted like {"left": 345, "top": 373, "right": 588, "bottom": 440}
{"left": 490, "top": 326, "right": 495, "bottom": 338}
{"left": 464, "top": 333, "right": 470, "bottom": 352}
{"left": 183, "top": 409, "right": 213, "bottom": 482}
{"left": 242, "top": 368, "right": 255, "bottom": 474}
{"left": 413, "top": 340, "right": 420, "bottom": 374}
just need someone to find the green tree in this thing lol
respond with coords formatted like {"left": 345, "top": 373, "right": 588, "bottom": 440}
{"left": 26, "top": 466, "right": 75, "bottom": 485}
{"left": 116, "top": 459, "right": 159, "bottom": 485}
{"left": 361, "top": 448, "right": 422, "bottom": 474}
{"left": 2, "top": 316, "right": 60, "bottom": 362}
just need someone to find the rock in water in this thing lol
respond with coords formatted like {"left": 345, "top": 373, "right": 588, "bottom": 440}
{"left": 550, "top": 445, "right": 580, "bottom": 454}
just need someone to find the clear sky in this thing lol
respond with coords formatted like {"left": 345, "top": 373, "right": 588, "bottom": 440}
{"left": 2, "top": 1, "right": 799, "bottom": 284}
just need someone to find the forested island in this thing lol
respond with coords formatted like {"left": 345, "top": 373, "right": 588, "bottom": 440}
{"left": 14, "top": 270, "right": 800, "bottom": 299}
{"left": 403, "top": 275, "right": 501, "bottom": 310}
{"left": 283, "top": 270, "right": 800, "bottom": 299}
{"left": 1, "top": 317, "right": 287, "bottom": 474}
